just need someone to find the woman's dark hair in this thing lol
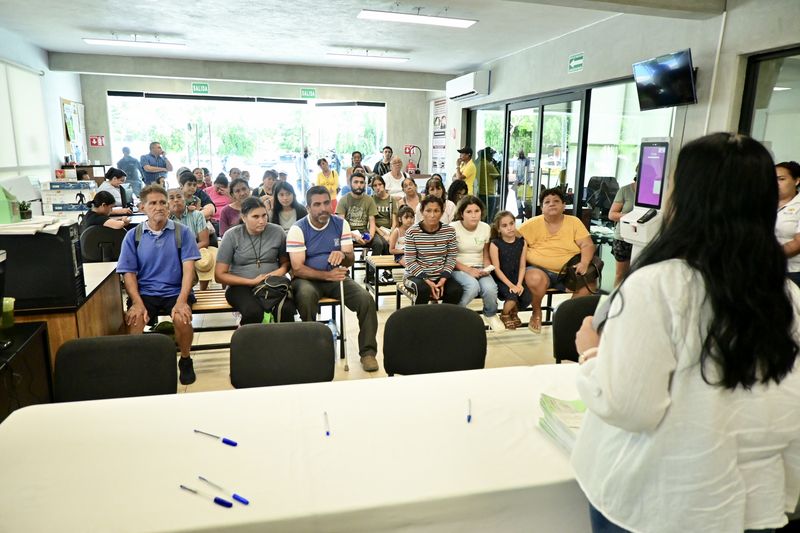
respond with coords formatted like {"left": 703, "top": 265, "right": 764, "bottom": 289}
{"left": 104, "top": 167, "right": 126, "bottom": 181}
{"left": 178, "top": 170, "right": 197, "bottom": 186}
{"left": 89, "top": 190, "right": 116, "bottom": 208}
{"left": 431, "top": 173, "right": 443, "bottom": 180}
{"left": 453, "top": 195, "right": 485, "bottom": 221}
{"left": 371, "top": 175, "right": 386, "bottom": 187}
{"left": 539, "top": 187, "right": 565, "bottom": 205}
{"left": 424, "top": 177, "right": 445, "bottom": 196}
{"left": 419, "top": 194, "right": 444, "bottom": 213}
{"left": 229, "top": 178, "right": 251, "bottom": 196}
{"left": 776, "top": 161, "right": 800, "bottom": 179}
{"left": 317, "top": 158, "right": 327, "bottom": 166}
{"left": 447, "top": 180, "right": 468, "bottom": 204}
{"left": 214, "top": 174, "right": 229, "bottom": 186}
{"left": 401, "top": 177, "right": 417, "bottom": 193}
{"left": 240, "top": 196, "right": 266, "bottom": 216}
{"left": 271, "top": 181, "right": 306, "bottom": 224}
{"left": 616, "top": 132, "right": 797, "bottom": 390}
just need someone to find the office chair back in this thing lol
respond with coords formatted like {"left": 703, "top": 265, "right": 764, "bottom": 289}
{"left": 230, "top": 322, "right": 335, "bottom": 388}
{"left": 552, "top": 295, "right": 602, "bottom": 363}
{"left": 54, "top": 334, "right": 177, "bottom": 402}
{"left": 383, "top": 304, "right": 486, "bottom": 376}
{"left": 80, "top": 225, "right": 126, "bottom": 262}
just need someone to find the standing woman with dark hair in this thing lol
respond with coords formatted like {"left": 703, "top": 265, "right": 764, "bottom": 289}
{"left": 271, "top": 181, "right": 307, "bottom": 234}
{"left": 218, "top": 178, "right": 252, "bottom": 236}
{"left": 215, "top": 197, "right": 294, "bottom": 324}
{"left": 775, "top": 161, "right": 800, "bottom": 286}
{"left": 97, "top": 167, "right": 133, "bottom": 215}
{"left": 403, "top": 195, "right": 462, "bottom": 305}
{"left": 572, "top": 133, "right": 800, "bottom": 533}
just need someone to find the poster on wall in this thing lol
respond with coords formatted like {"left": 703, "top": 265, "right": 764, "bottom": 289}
{"left": 431, "top": 98, "right": 447, "bottom": 179}
{"left": 61, "top": 98, "right": 88, "bottom": 165}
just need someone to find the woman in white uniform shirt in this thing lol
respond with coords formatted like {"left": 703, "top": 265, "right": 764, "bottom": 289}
{"left": 776, "top": 161, "right": 800, "bottom": 286}
{"left": 572, "top": 133, "right": 800, "bottom": 533}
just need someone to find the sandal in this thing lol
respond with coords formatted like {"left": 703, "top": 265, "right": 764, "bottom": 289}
{"left": 528, "top": 314, "right": 542, "bottom": 334}
{"left": 510, "top": 311, "right": 523, "bottom": 328}
{"left": 500, "top": 313, "right": 517, "bottom": 330}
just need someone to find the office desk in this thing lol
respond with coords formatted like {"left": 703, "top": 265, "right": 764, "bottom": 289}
{"left": 0, "top": 322, "right": 51, "bottom": 423}
{"left": 15, "top": 262, "right": 124, "bottom": 368}
{"left": 0, "top": 364, "right": 589, "bottom": 532}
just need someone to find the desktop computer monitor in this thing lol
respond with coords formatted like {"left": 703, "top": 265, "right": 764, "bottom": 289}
{"left": 635, "top": 142, "right": 669, "bottom": 209}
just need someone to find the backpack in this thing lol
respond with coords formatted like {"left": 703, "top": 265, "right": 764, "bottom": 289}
{"left": 252, "top": 276, "right": 292, "bottom": 322}
{"left": 134, "top": 221, "right": 183, "bottom": 261}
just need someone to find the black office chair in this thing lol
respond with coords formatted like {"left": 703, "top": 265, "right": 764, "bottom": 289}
{"left": 54, "top": 335, "right": 177, "bottom": 402}
{"left": 383, "top": 304, "right": 486, "bottom": 376}
{"left": 79, "top": 225, "right": 126, "bottom": 262}
{"left": 229, "top": 323, "right": 335, "bottom": 388}
{"left": 551, "top": 294, "right": 602, "bottom": 363}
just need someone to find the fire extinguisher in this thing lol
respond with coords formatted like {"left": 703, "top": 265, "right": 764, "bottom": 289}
{"left": 406, "top": 146, "right": 422, "bottom": 174}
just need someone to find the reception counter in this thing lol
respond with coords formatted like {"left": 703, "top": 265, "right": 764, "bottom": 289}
{"left": 15, "top": 262, "right": 123, "bottom": 368}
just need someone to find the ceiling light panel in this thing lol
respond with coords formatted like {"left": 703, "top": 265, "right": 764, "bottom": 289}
{"left": 357, "top": 9, "right": 476, "bottom": 29}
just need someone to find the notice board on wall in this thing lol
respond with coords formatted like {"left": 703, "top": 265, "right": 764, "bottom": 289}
{"left": 61, "top": 98, "right": 87, "bottom": 164}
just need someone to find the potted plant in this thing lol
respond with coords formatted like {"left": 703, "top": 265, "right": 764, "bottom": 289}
{"left": 18, "top": 201, "right": 32, "bottom": 220}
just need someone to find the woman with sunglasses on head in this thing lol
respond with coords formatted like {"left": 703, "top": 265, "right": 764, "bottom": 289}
{"left": 416, "top": 175, "right": 456, "bottom": 224}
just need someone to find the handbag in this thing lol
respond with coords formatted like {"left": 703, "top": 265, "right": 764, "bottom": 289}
{"left": 557, "top": 253, "right": 603, "bottom": 293}
{"left": 252, "top": 276, "right": 292, "bottom": 322}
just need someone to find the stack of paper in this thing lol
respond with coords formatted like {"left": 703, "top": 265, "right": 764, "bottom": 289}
{"left": 539, "top": 393, "right": 586, "bottom": 454}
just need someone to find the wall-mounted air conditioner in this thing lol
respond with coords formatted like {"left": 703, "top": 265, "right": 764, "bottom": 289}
{"left": 446, "top": 70, "right": 490, "bottom": 101}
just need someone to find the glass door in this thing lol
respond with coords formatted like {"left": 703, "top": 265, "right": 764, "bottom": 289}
{"left": 507, "top": 107, "right": 540, "bottom": 219}
{"left": 506, "top": 93, "right": 586, "bottom": 221}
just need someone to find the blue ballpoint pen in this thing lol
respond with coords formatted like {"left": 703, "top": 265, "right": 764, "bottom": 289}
{"left": 467, "top": 399, "right": 472, "bottom": 423}
{"left": 198, "top": 476, "right": 250, "bottom": 505}
{"left": 179, "top": 484, "right": 233, "bottom": 508}
{"left": 194, "top": 429, "right": 238, "bottom": 447}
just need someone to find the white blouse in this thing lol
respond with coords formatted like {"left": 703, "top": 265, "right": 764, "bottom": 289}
{"left": 572, "top": 259, "right": 800, "bottom": 533}
{"left": 776, "top": 193, "right": 800, "bottom": 272}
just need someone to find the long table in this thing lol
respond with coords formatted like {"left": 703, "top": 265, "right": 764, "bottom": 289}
{"left": 0, "top": 364, "right": 588, "bottom": 532}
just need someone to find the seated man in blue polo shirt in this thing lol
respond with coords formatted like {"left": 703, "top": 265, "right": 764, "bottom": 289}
{"left": 117, "top": 185, "right": 202, "bottom": 385}
{"left": 287, "top": 185, "right": 380, "bottom": 372}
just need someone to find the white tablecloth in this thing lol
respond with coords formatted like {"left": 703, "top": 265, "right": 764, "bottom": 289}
{"left": 0, "top": 364, "right": 588, "bottom": 533}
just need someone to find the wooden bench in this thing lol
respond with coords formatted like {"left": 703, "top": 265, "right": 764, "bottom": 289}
{"left": 190, "top": 289, "right": 345, "bottom": 356}
{"left": 365, "top": 255, "right": 403, "bottom": 309}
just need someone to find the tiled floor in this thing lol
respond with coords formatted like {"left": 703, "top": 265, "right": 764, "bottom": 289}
{"left": 178, "top": 283, "right": 574, "bottom": 394}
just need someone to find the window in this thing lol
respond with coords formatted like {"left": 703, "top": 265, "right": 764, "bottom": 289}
{"left": 740, "top": 48, "right": 800, "bottom": 163}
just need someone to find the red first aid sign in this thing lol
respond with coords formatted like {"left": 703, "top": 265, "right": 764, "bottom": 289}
{"left": 403, "top": 144, "right": 413, "bottom": 155}
{"left": 89, "top": 135, "right": 105, "bottom": 147}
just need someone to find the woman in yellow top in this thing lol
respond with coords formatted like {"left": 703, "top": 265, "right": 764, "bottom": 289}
{"left": 316, "top": 157, "right": 339, "bottom": 212}
{"left": 519, "top": 187, "right": 596, "bottom": 333}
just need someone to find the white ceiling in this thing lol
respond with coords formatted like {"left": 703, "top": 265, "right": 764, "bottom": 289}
{"left": 0, "top": 0, "right": 618, "bottom": 74}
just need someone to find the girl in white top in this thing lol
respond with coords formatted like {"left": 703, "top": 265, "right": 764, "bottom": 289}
{"left": 450, "top": 196, "right": 504, "bottom": 331}
{"left": 388, "top": 205, "right": 415, "bottom": 267}
{"left": 776, "top": 161, "right": 800, "bottom": 286}
{"left": 572, "top": 133, "right": 800, "bottom": 533}
{"left": 415, "top": 175, "right": 456, "bottom": 224}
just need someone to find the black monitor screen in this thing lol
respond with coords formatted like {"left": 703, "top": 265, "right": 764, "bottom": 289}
{"left": 633, "top": 49, "right": 697, "bottom": 111}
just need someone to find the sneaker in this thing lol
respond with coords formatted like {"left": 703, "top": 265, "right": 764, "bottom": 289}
{"left": 488, "top": 315, "right": 506, "bottom": 332}
{"left": 178, "top": 356, "right": 196, "bottom": 385}
{"left": 379, "top": 271, "right": 394, "bottom": 284}
{"left": 360, "top": 354, "right": 379, "bottom": 372}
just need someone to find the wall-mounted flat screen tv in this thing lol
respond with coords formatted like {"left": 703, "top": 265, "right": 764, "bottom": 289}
{"left": 633, "top": 49, "right": 697, "bottom": 111}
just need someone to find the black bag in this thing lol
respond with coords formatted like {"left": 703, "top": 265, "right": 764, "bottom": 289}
{"left": 557, "top": 253, "right": 603, "bottom": 293}
{"left": 252, "top": 276, "right": 293, "bottom": 322}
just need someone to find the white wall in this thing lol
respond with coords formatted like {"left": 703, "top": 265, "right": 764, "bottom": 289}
{"left": 0, "top": 26, "right": 82, "bottom": 175}
{"left": 444, "top": 0, "right": 800, "bottom": 174}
